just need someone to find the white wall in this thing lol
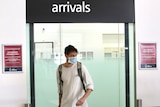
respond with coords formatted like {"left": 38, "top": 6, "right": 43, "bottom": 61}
{"left": 1, "top": 0, "right": 160, "bottom": 106}
{"left": 135, "top": 0, "right": 160, "bottom": 106}
{"left": 0, "top": 0, "right": 27, "bottom": 107}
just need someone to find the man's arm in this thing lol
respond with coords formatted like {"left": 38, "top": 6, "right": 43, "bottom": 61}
{"left": 58, "top": 94, "right": 62, "bottom": 107}
{"left": 76, "top": 64, "right": 94, "bottom": 106}
{"left": 76, "top": 89, "right": 93, "bottom": 106}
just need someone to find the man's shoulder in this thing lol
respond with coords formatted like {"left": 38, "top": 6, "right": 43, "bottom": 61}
{"left": 58, "top": 63, "right": 64, "bottom": 71}
{"left": 58, "top": 63, "right": 65, "bottom": 67}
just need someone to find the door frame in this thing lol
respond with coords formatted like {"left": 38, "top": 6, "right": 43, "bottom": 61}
{"left": 29, "top": 23, "right": 132, "bottom": 107}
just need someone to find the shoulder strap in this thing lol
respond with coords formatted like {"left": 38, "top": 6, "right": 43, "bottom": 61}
{"left": 58, "top": 64, "right": 63, "bottom": 95}
{"left": 77, "top": 62, "right": 86, "bottom": 92}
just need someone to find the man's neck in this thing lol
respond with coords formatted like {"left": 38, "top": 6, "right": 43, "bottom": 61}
{"left": 63, "top": 62, "right": 73, "bottom": 67}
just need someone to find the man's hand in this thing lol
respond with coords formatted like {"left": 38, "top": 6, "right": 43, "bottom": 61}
{"left": 76, "top": 89, "right": 93, "bottom": 106}
{"left": 76, "top": 97, "right": 85, "bottom": 106}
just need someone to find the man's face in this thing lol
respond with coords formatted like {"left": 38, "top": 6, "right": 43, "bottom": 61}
{"left": 66, "top": 51, "right": 77, "bottom": 59}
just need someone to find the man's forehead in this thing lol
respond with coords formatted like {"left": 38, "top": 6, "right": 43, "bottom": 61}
{"left": 68, "top": 51, "right": 77, "bottom": 55}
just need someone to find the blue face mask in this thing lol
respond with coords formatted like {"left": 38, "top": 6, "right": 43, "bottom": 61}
{"left": 68, "top": 57, "right": 77, "bottom": 64}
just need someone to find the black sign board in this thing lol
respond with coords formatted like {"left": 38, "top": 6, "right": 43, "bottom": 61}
{"left": 26, "top": 0, "right": 135, "bottom": 23}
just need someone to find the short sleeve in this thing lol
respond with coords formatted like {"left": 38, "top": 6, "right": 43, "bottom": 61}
{"left": 81, "top": 64, "right": 94, "bottom": 91}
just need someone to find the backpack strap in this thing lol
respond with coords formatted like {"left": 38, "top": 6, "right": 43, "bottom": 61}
{"left": 77, "top": 62, "right": 86, "bottom": 92}
{"left": 58, "top": 64, "right": 63, "bottom": 95}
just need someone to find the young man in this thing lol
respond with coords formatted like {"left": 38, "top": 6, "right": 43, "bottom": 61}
{"left": 56, "top": 45, "right": 94, "bottom": 107}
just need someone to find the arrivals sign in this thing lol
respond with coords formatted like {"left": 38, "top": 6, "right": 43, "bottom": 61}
{"left": 52, "top": 1, "right": 91, "bottom": 13}
{"left": 26, "top": 0, "right": 135, "bottom": 23}
{"left": 139, "top": 43, "right": 157, "bottom": 69}
{"left": 2, "top": 45, "right": 22, "bottom": 73}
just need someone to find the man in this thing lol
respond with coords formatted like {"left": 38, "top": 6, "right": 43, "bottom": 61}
{"left": 56, "top": 45, "right": 94, "bottom": 107}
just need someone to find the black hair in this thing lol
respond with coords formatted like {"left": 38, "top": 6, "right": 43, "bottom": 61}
{"left": 64, "top": 45, "right": 78, "bottom": 55}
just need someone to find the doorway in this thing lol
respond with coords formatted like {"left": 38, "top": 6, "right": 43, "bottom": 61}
{"left": 28, "top": 23, "right": 133, "bottom": 107}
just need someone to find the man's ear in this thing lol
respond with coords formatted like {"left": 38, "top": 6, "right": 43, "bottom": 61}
{"left": 65, "top": 54, "right": 68, "bottom": 59}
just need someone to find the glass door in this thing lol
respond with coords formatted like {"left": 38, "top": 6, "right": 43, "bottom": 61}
{"left": 34, "top": 23, "right": 126, "bottom": 107}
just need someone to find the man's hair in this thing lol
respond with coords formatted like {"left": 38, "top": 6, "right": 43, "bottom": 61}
{"left": 64, "top": 45, "right": 78, "bottom": 55}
